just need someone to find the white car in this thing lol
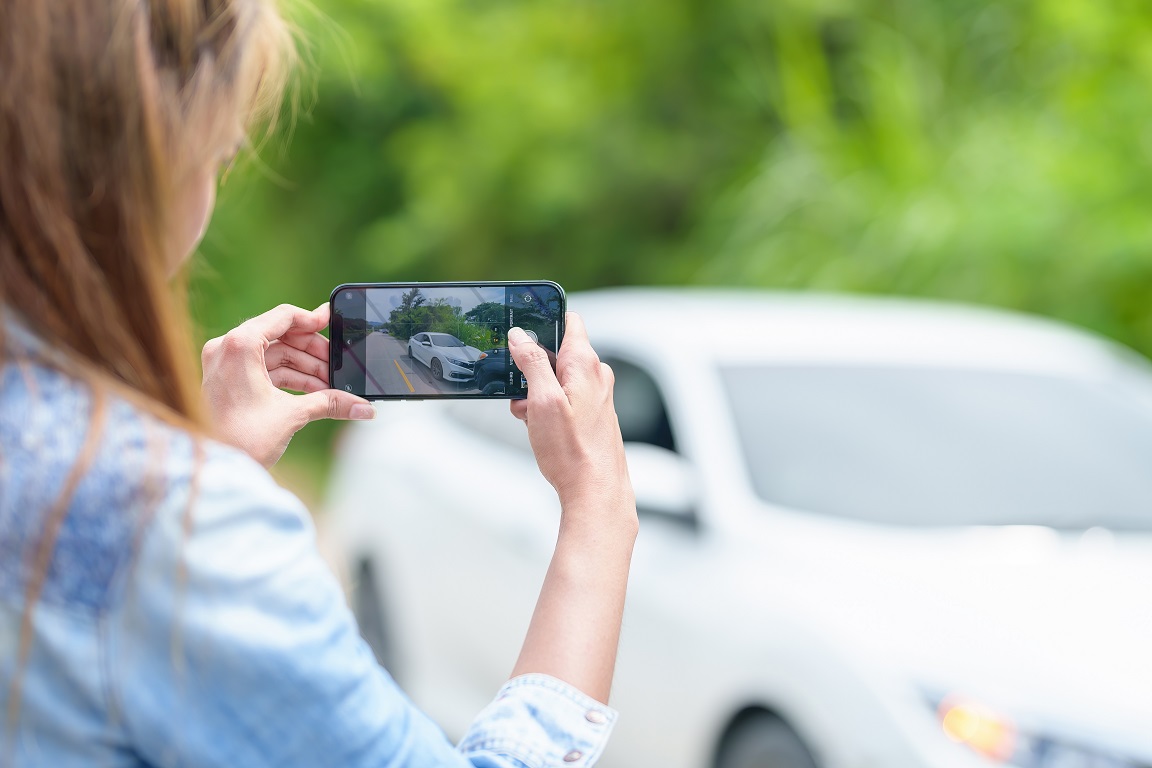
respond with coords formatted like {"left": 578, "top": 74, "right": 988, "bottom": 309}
{"left": 325, "top": 290, "right": 1152, "bottom": 768}
{"left": 406, "top": 332, "right": 485, "bottom": 382}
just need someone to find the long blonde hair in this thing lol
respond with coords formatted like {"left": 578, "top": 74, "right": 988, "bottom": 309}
{"left": 0, "top": 0, "right": 293, "bottom": 422}
{"left": 0, "top": 0, "right": 295, "bottom": 751}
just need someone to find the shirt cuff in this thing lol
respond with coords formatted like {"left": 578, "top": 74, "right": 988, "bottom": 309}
{"left": 457, "top": 673, "right": 618, "bottom": 768}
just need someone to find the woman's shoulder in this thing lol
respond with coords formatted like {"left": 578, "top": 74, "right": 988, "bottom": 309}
{"left": 0, "top": 348, "right": 305, "bottom": 616}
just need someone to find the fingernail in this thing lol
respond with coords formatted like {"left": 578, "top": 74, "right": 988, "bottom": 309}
{"left": 350, "top": 404, "right": 375, "bottom": 420}
{"left": 508, "top": 327, "right": 527, "bottom": 344}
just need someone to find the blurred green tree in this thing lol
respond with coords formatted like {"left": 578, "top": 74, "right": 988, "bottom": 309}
{"left": 192, "top": 0, "right": 1152, "bottom": 482}
{"left": 684, "top": 0, "right": 1152, "bottom": 352}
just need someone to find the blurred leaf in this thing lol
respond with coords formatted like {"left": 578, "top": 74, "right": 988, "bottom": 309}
{"left": 191, "top": 0, "right": 1152, "bottom": 482}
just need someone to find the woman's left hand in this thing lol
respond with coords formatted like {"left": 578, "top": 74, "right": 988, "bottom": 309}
{"left": 201, "top": 303, "right": 375, "bottom": 468}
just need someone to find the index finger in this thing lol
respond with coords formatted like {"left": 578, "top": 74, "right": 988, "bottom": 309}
{"left": 274, "top": 303, "right": 336, "bottom": 360}
{"left": 560, "top": 311, "right": 589, "bottom": 348}
{"left": 311, "top": 302, "right": 332, "bottom": 325}
{"left": 555, "top": 312, "right": 600, "bottom": 380}
{"left": 238, "top": 303, "right": 324, "bottom": 346}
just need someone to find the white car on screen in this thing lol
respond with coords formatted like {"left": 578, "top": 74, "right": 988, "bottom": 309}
{"left": 326, "top": 290, "right": 1152, "bottom": 768}
{"left": 406, "top": 332, "right": 485, "bottom": 382}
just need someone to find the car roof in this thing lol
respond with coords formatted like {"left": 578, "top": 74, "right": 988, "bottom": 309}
{"left": 570, "top": 288, "right": 1140, "bottom": 378}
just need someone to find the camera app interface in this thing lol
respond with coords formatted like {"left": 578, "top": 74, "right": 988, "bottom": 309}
{"left": 332, "top": 284, "right": 563, "bottom": 398}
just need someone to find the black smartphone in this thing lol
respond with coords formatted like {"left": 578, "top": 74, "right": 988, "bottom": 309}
{"left": 329, "top": 281, "right": 565, "bottom": 400}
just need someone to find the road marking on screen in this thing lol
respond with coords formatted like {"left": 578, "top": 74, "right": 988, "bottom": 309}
{"left": 394, "top": 359, "right": 415, "bottom": 393}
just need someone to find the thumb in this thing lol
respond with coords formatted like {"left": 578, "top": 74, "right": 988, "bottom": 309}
{"left": 508, "top": 327, "right": 564, "bottom": 400}
{"left": 296, "top": 390, "right": 376, "bottom": 424}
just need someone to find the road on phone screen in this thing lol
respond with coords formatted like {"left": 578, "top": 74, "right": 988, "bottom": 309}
{"left": 361, "top": 332, "right": 480, "bottom": 397}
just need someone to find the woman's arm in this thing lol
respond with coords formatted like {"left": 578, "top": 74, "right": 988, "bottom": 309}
{"left": 507, "top": 314, "right": 639, "bottom": 703}
{"left": 109, "top": 438, "right": 618, "bottom": 768}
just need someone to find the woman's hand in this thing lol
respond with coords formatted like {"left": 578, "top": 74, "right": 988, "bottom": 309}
{"left": 508, "top": 313, "right": 635, "bottom": 529}
{"left": 201, "top": 303, "right": 375, "bottom": 468}
{"left": 507, "top": 312, "right": 637, "bottom": 703}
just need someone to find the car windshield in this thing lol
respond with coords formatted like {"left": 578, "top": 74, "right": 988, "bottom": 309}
{"left": 722, "top": 365, "right": 1152, "bottom": 530}
{"left": 429, "top": 334, "right": 464, "bottom": 347}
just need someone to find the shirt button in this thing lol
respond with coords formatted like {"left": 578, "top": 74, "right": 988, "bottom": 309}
{"left": 563, "top": 750, "right": 584, "bottom": 762}
{"left": 585, "top": 709, "right": 607, "bottom": 725}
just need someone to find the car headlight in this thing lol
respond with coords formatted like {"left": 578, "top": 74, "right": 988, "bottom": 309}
{"left": 937, "top": 696, "right": 1016, "bottom": 762}
{"left": 445, "top": 357, "right": 471, "bottom": 368}
{"left": 930, "top": 694, "right": 1141, "bottom": 768}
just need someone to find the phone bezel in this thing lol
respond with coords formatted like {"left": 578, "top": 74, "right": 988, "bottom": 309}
{"left": 328, "top": 280, "right": 565, "bottom": 401}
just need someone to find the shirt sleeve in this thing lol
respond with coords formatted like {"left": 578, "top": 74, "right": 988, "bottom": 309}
{"left": 105, "top": 441, "right": 617, "bottom": 768}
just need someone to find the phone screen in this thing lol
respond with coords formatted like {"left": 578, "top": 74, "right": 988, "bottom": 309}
{"left": 329, "top": 281, "right": 565, "bottom": 399}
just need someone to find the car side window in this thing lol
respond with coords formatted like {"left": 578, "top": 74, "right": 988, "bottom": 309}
{"left": 603, "top": 357, "right": 677, "bottom": 454}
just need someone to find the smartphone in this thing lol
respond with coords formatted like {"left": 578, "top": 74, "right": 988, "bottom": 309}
{"left": 329, "top": 281, "right": 565, "bottom": 400}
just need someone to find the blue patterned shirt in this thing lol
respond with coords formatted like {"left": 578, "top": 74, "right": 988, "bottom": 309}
{"left": 0, "top": 321, "right": 617, "bottom": 766}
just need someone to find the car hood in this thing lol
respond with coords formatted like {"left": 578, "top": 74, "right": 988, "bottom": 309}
{"left": 438, "top": 345, "right": 484, "bottom": 361}
{"left": 723, "top": 517, "right": 1152, "bottom": 758}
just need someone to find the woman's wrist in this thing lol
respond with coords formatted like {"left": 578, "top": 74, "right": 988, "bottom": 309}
{"left": 556, "top": 472, "right": 635, "bottom": 513}
{"left": 557, "top": 493, "right": 639, "bottom": 550}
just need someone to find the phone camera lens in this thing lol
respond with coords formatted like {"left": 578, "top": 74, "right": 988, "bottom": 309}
{"left": 345, "top": 292, "right": 353, "bottom": 300}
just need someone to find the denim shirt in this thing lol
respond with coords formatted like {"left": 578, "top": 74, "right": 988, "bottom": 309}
{"left": 0, "top": 322, "right": 617, "bottom": 767}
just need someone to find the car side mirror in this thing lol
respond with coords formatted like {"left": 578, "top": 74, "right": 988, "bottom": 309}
{"left": 422, "top": 340, "right": 432, "bottom": 346}
{"left": 624, "top": 443, "right": 698, "bottom": 530}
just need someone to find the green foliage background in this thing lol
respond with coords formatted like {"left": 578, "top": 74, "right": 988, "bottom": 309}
{"left": 382, "top": 289, "right": 497, "bottom": 351}
{"left": 192, "top": 0, "right": 1152, "bottom": 487}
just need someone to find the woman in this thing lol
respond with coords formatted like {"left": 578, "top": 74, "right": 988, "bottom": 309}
{"left": 0, "top": 1, "right": 638, "bottom": 766}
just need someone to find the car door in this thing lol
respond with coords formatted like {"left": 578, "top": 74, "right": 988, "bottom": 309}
{"left": 412, "top": 333, "right": 431, "bottom": 367}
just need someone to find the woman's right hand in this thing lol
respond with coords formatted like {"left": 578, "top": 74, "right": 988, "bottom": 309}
{"left": 508, "top": 313, "right": 635, "bottom": 526}
{"left": 507, "top": 312, "right": 637, "bottom": 703}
